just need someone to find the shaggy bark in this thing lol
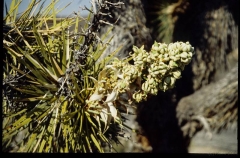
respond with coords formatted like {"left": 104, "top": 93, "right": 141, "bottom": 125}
{"left": 177, "top": 62, "right": 238, "bottom": 140}
{"left": 98, "top": 0, "right": 153, "bottom": 61}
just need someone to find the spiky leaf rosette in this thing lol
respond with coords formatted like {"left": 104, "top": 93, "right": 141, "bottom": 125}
{"left": 3, "top": 0, "right": 125, "bottom": 153}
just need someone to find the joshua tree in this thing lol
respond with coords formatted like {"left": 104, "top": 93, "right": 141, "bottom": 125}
{"left": 3, "top": 0, "right": 238, "bottom": 153}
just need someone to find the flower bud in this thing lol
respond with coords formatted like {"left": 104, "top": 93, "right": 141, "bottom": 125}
{"left": 147, "top": 86, "right": 151, "bottom": 93}
{"left": 148, "top": 78, "right": 155, "bottom": 85}
{"left": 172, "top": 69, "right": 181, "bottom": 79}
{"left": 146, "top": 56, "right": 152, "bottom": 63}
{"left": 168, "top": 60, "right": 178, "bottom": 69}
{"left": 160, "top": 49, "right": 165, "bottom": 54}
{"left": 159, "top": 43, "right": 167, "bottom": 50}
{"left": 151, "top": 46, "right": 158, "bottom": 51}
{"left": 159, "top": 69, "right": 167, "bottom": 75}
{"left": 164, "top": 54, "right": 169, "bottom": 58}
{"left": 180, "top": 52, "right": 188, "bottom": 58}
{"left": 169, "top": 55, "right": 176, "bottom": 60}
{"left": 132, "top": 46, "right": 139, "bottom": 53}
{"left": 162, "top": 57, "right": 170, "bottom": 62}
{"left": 181, "top": 58, "right": 190, "bottom": 64}
{"left": 168, "top": 43, "right": 173, "bottom": 52}
{"left": 134, "top": 60, "right": 144, "bottom": 65}
{"left": 186, "top": 45, "right": 192, "bottom": 52}
{"left": 175, "top": 54, "right": 180, "bottom": 58}
{"left": 142, "top": 82, "right": 148, "bottom": 91}
{"left": 152, "top": 41, "right": 158, "bottom": 47}
{"left": 176, "top": 42, "right": 181, "bottom": 49}
{"left": 168, "top": 50, "right": 175, "bottom": 56}
{"left": 159, "top": 62, "right": 168, "bottom": 68}
{"left": 158, "top": 54, "right": 163, "bottom": 59}
{"left": 153, "top": 71, "right": 160, "bottom": 75}
{"left": 150, "top": 88, "right": 158, "bottom": 95}
{"left": 182, "top": 45, "right": 188, "bottom": 52}
{"left": 187, "top": 52, "right": 193, "bottom": 58}
{"left": 174, "top": 57, "right": 181, "bottom": 62}
{"left": 133, "top": 92, "right": 143, "bottom": 103}
{"left": 150, "top": 53, "right": 158, "bottom": 60}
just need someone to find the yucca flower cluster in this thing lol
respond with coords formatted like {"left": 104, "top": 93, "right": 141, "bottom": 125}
{"left": 86, "top": 41, "right": 194, "bottom": 126}
{"left": 132, "top": 41, "right": 194, "bottom": 102}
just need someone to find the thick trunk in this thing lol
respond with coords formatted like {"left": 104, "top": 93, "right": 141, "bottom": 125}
{"left": 177, "top": 62, "right": 238, "bottom": 139}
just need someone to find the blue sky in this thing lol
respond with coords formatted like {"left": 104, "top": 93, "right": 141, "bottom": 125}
{"left": 4, "top": 0, "right": 91, "bottom": 17}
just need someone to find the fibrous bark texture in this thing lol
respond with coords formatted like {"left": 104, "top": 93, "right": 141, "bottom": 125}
{"left": 98, "top": 0, "right": 153, "bottom": 61}
{"left": 177, "top": 62, "right": 238, "bottom": 139}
